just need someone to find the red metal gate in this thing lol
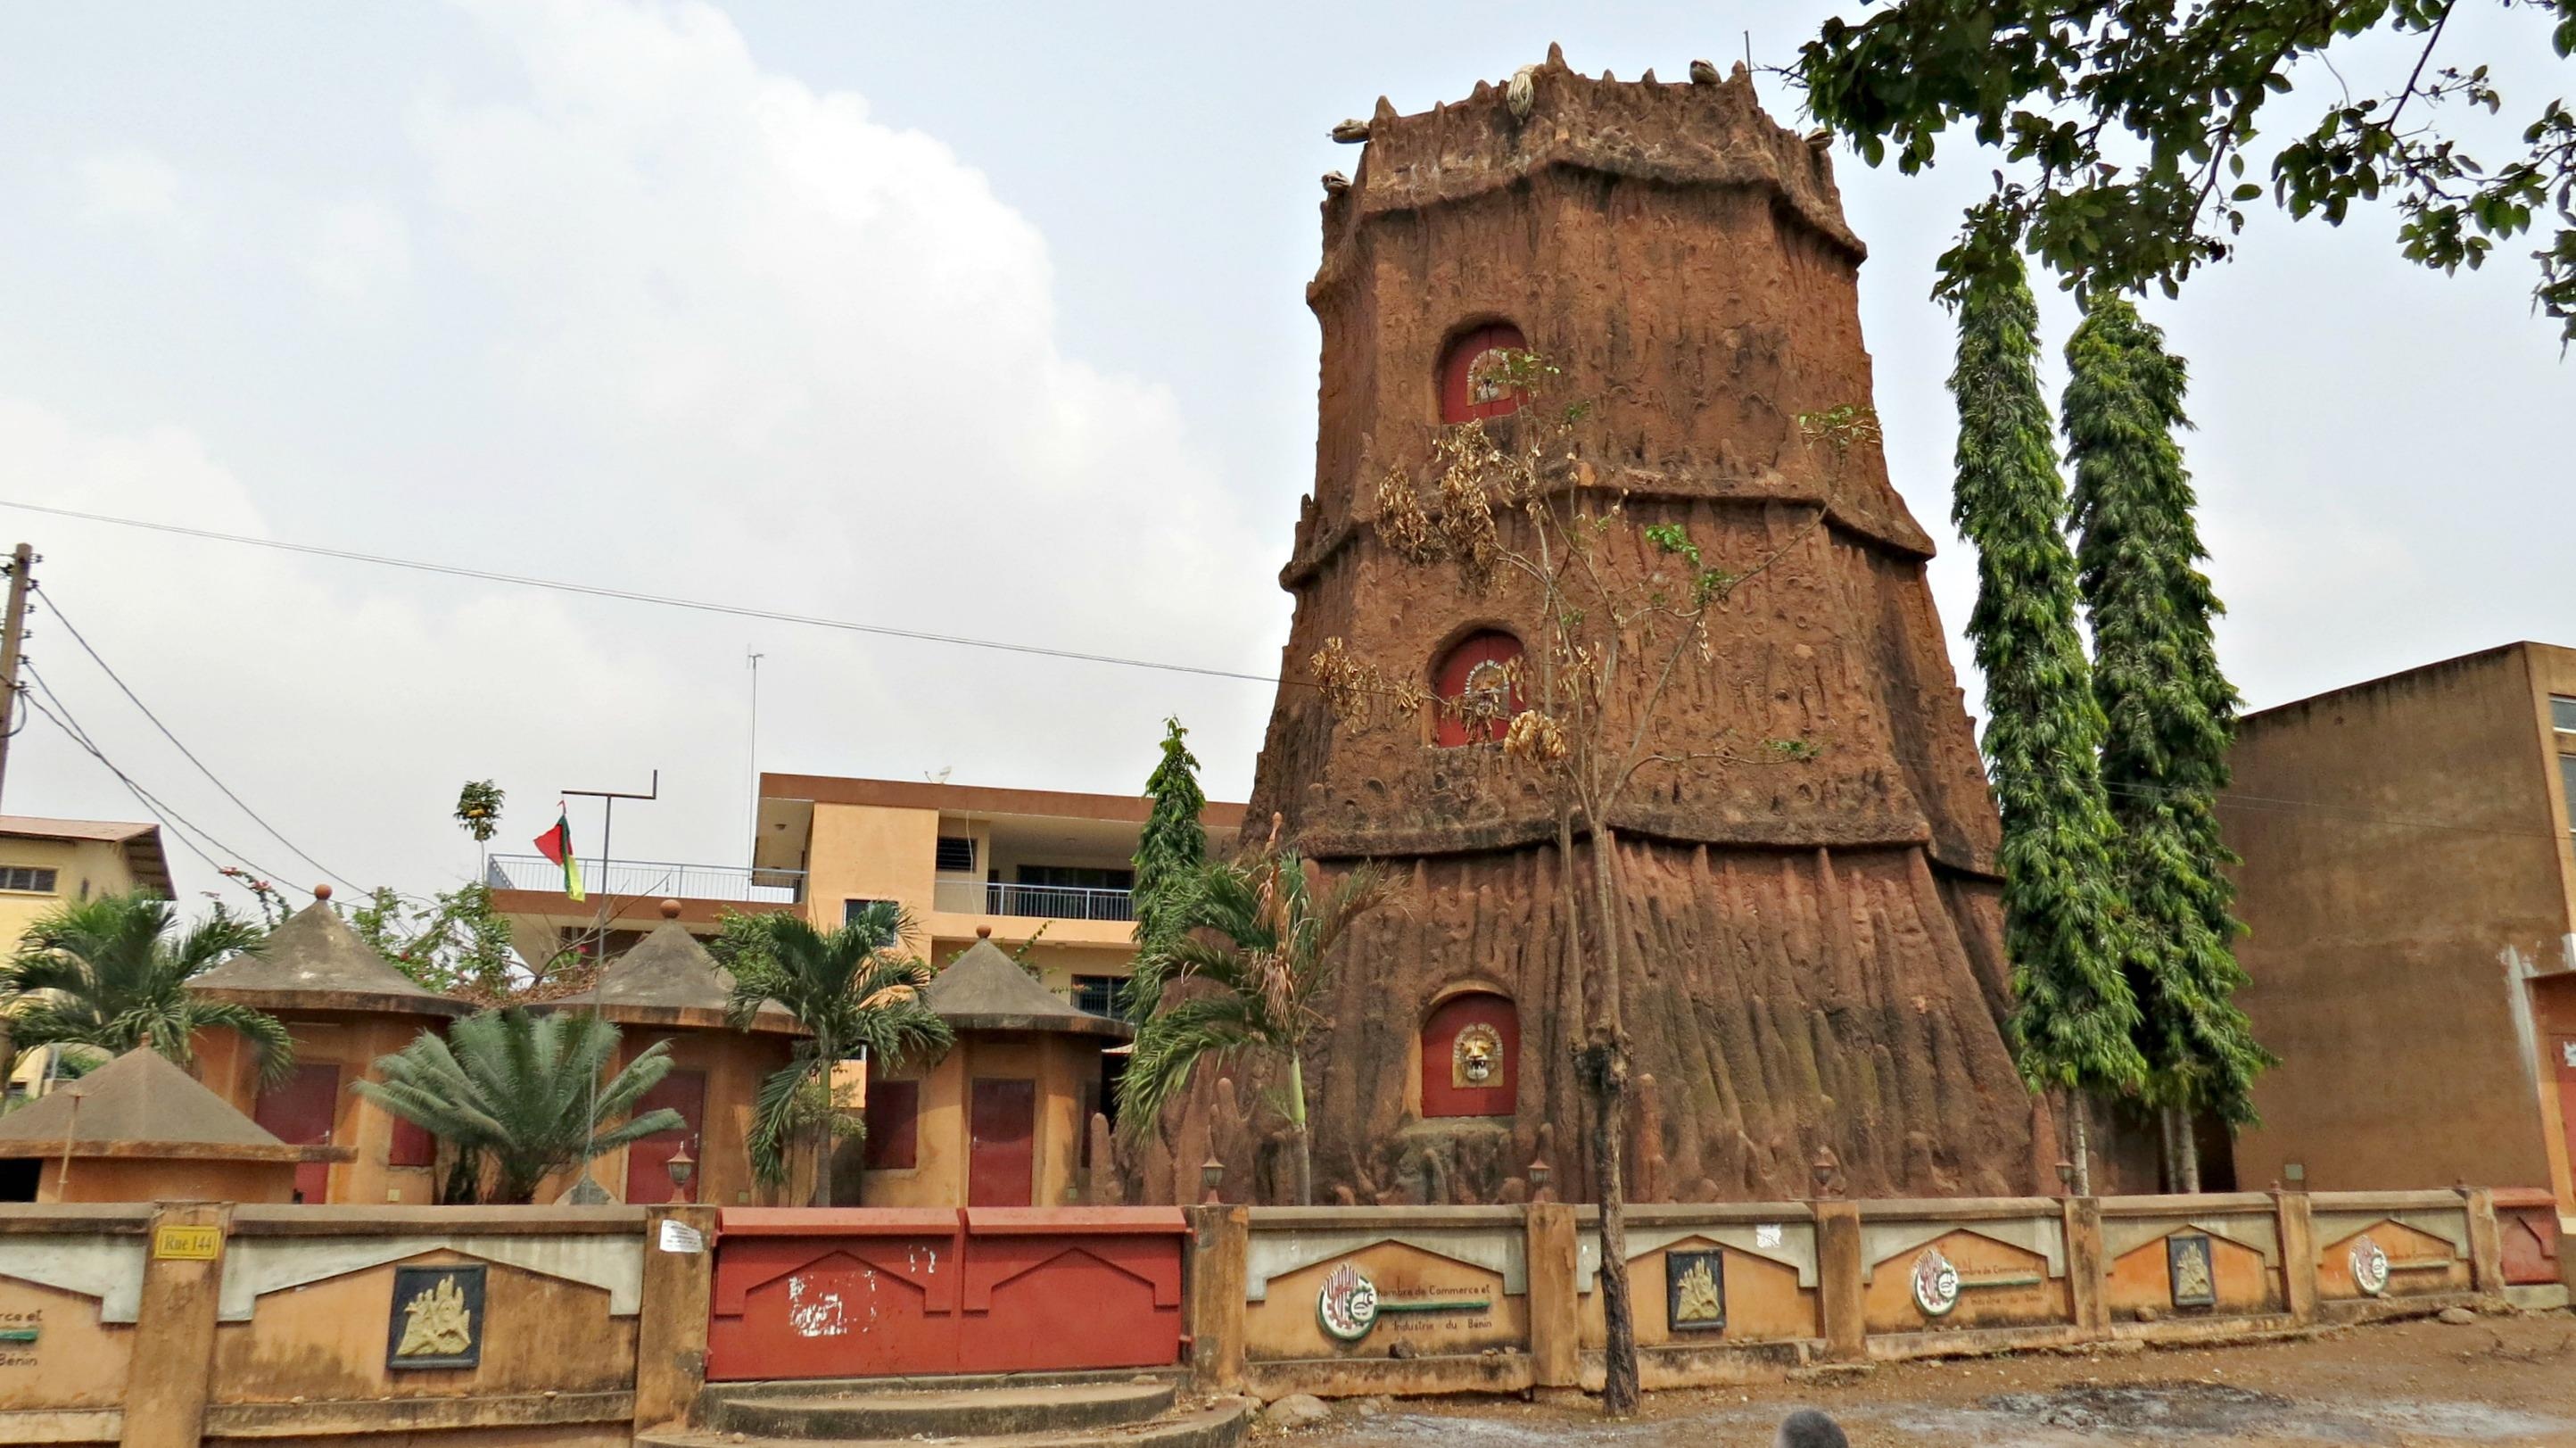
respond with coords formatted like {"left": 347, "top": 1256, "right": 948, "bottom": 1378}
{"left": 706, "top": 1207, "right": 1185, "bottom": 1381}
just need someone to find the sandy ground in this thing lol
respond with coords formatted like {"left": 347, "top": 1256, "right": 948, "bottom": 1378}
{"left": 1292, "top": 1311, "right": 2576, "bottom": 1447}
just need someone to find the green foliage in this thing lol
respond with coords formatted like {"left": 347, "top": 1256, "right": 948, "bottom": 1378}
{"left": 1951, "top": 256, "right": 2148, "bottom": 1101}
{"left": 350, "top": 883, "right": 520, "bottom": 997}
{"left": 354, "top": 1007, "right": 682, "bottom": 1204}
{"left": 0, "top": 892, "right": 294, "bottom": 1086}
{"left": 454, "top": 780, "right": 506, "bottom": 844}
{"left": 1117, "top": 848, "right": 1403, "bottom": 1198}
{"left": 1128, "top": 716, "right": 1210, "bottom": 1005}
{"left": 2063, "top": 295, "right": 2276, "bottom": 1125}
{"left": 714, "top": 904, "right": 954, "bottom": 1196}
{"left": 1797, "top": 0, "right": 2576, "bottom": 341}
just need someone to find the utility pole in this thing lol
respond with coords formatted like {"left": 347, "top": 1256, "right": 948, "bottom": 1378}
{"left": 0, "top": 543, "right": 36, "bottom": 812}
{"left": 560, "top": 768, "right": 658, "bottom": 1204}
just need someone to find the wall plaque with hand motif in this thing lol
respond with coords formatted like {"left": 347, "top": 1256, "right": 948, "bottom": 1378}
{"left": 1665, "top": 1248, "right": 1726, "bottom": 1332}
{"left": 385, "top": 1264, "right": 484, "bottom": 1370}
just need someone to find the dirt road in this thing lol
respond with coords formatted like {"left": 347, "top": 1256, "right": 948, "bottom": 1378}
{"left": 1295, "top": 1312, "right": 2576, "bottom": 1446}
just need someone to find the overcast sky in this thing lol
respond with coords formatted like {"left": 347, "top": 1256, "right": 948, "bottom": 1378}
{"left": 0, "top": 1, "right": 2564, "bottom": 910}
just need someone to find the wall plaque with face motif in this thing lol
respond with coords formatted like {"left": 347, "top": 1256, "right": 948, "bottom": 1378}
{"left": 385, "top": 1264, "right": 484, "bottom": 1370}
{"left": 2166, "top": 1232, "right": 2217, "bottom": 1309}
{"left": 1452, "top": 1023, "right": 1503, "bottom": 1088}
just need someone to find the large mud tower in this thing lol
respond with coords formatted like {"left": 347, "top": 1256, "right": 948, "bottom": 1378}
{"left": 1239, "top": 53, "right": 2053, "bottom": 1204}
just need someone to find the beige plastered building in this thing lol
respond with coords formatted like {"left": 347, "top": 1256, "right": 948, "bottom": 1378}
{"left": 2225, "top": 641, "right": 2576, "bottom": 1225}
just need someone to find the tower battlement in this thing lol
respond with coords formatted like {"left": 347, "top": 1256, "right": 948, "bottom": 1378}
{"left": 1317, "top": 43, "right": 1863, "bottom": 294}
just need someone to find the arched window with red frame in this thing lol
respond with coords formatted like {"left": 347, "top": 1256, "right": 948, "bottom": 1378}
{"left": 1439, "top": 322, "right": 1530, "bottom": 424}
{"left": 1432, "top": 630, "right": 1524, "bottom": 747}
{"left": 1421, "top": 990, "right": 1517, "bottom": 1119}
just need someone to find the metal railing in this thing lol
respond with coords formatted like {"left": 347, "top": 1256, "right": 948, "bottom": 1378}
{"left": 484, "top": 855, "right": 805, "bottom": 905}
{"left": 932, "top": 879, "right": 1135, "bottom": 923}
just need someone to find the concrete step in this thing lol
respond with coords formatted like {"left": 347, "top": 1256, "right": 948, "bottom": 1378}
{"left": 704, "top": 1380, "right": 1176, "bottom": 1440}
{"left": 638, "top": 1399, "right": 1251, "bottom": 1448}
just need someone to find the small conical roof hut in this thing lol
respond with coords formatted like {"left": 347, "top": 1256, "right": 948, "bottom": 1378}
{"left": 570, "top": 901, "right": 801, "bottom": 1033}
{"left": 0, "top": 1049, "right": 348, "bottom": 1166}
{"left": 924, "top": 933, "right": 1133, "bottom": 1041}
{"left": 188, "top": 887, "right": 467, "bottom": 1018}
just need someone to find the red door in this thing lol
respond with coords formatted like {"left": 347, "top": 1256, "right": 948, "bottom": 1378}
{"left": 2555, "top": 1038, "right": 2576, "bottom": 1192}
{"left": 254, "top": 1064, "right": 341, "bottom": 1204}
{"left": 625, "top": 1069, "right": 706, "bottom": 1204}
{"left": 1421, "top": 991, "right": 1519, "bottom": 1117}
{"left": 969, "top": 1080, "right": 1036, "bottom": 1208}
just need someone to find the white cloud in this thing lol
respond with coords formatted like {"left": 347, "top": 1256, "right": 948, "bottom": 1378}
{"left": 296, "top": 198, "right": 414, "bottom": 301}
{"left": 4, "top": 0, "right": 1280, "bottom": 905}
{"left": 73, "top": 147, "right": 181, "bottom": 225}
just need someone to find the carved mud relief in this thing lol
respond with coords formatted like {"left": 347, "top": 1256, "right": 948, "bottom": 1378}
{"left": 1150, "top": 55, "right": 2053, "bottom": 1208}
{"left": 384, "top": 1264, "right": 483, "bottom": 1370}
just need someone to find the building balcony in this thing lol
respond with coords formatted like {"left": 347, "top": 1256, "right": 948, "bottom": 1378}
{"left": 931, "top": 880, "right": 1135, "bottom": 923}
{"left": 485, "top": 854, "right": 805, "bottom": 906}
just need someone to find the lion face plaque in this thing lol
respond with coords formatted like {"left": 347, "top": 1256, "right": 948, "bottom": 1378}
{"left": 1452, "top": 1023, "right": 1502, "bottom": 1088}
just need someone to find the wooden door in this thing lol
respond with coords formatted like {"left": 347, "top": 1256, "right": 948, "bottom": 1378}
{"left": 254, "top": 1063, "right": 341, "bottom": 1204}
{"left": 625, "top": 1068, "right": 707, "bottom": 1204}
{"left": 968, "top": 1079, "right": 1036, "bottom": 1207}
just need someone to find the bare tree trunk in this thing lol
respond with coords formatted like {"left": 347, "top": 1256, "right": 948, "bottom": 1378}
{"left": 2176, "top": 1107, "right": 2202, "bottom": 1194}
{"left": 1585, "top": 823, "right": 1639, "bottom": 1417}
{"left": 1287, "top": 1051, "right": 1314, "bottom": 1206}
{"left": 2157, "top": 1105, "right": 2181, "bottom": 1194}
{"left": 2068, "top": 1096, "right": 2093, "bottom": 1197}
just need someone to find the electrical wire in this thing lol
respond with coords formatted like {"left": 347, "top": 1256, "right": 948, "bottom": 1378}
{"left": 19, "top": 664, "right": 314, "bottom": 900}
{"left": 0, "top": 498, "right": 1282, "bottom": 685}
{"left": 36, "top": 583, "right": 365, "bottom": 893}
{"left": 2, "top": 495, "right": 2555, "bottom": 845}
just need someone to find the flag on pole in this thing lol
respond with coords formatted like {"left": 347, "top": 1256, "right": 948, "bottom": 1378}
{"left": 533, "top": 807, "right": 586, "bottom": 902}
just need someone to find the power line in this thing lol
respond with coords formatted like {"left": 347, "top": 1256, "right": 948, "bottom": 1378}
{"left": 19, "top": 664, "right": 315, "bottom": 901}
{"left": 0, "top": 498, "right": 1283, "bottom": 686}
{"left": 5, "top": 495, "right": 2555, "bottom": 847}
{"left": 37, "top": 583, "right": 364, "bottom": 892}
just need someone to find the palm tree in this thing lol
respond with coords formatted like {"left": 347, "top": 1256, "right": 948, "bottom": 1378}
{"left": 1119, "top": 838, "right": 1402, "bottom": 1205}
{"left": 1, "top": 892, "right": 293, "bottom": 1086}
{"left": 716, "top": 903, "right": 954, "bottom": 1205}
{"left": 355, "top": 1007, "right": 683, "bottom": 1204}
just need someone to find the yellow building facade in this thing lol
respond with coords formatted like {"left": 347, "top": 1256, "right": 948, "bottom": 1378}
{"left": 0, "top": 816, "right": 172, "bottom": 1101}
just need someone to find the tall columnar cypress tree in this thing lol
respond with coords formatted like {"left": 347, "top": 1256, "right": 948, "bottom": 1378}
{"left": 2063, "top": 295, "right": 2274, "bottom": 1190}
{"left": 1951, "top": 252, "right": 2147, "bottom": 1190}
{"left": 1126, "top": 716, "right": 1208, "bottom": 1016}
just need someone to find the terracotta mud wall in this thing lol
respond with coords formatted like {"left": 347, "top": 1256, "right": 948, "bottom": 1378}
{"left": 1205, "top": 52, "right": 2072, "bottom": 1208}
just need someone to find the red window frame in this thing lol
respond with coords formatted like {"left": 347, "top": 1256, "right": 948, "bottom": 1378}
{"left": 1439, "top": 323, "right": 1530, "bottom": 424}
{"left": 1432, "top": 631, "right": 1525, "bottom": 747}
{"left": 865, "top": 1080, "right": 920, "bottom": 1170}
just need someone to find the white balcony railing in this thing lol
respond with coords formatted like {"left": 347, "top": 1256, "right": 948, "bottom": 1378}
{"left": 485, "top": 855, "right": 804, "bottom": 905}
{"left": 932, "top": 880, "right": 1135, "bottom": 923}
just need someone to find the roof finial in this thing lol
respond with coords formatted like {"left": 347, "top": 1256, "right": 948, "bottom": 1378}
{"left": 977, "top": 925, "right": 993, "bottom": 939}
{"left": 660, "top": 898, "right": 681, "bottom": 920}
{"left": 313, "top": 883, "right": 333, "bottom": 902}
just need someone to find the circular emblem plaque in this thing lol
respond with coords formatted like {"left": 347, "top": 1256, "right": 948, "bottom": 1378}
{"left": 2349, "top": 1236, "right": 2390, "bottom": 1297}
{"left": 1911, "top": 1245, "right": 1961, "bottom": 1318}
{"left": 1317, "top": 1262, "right": 1380, "bottom": 1342}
